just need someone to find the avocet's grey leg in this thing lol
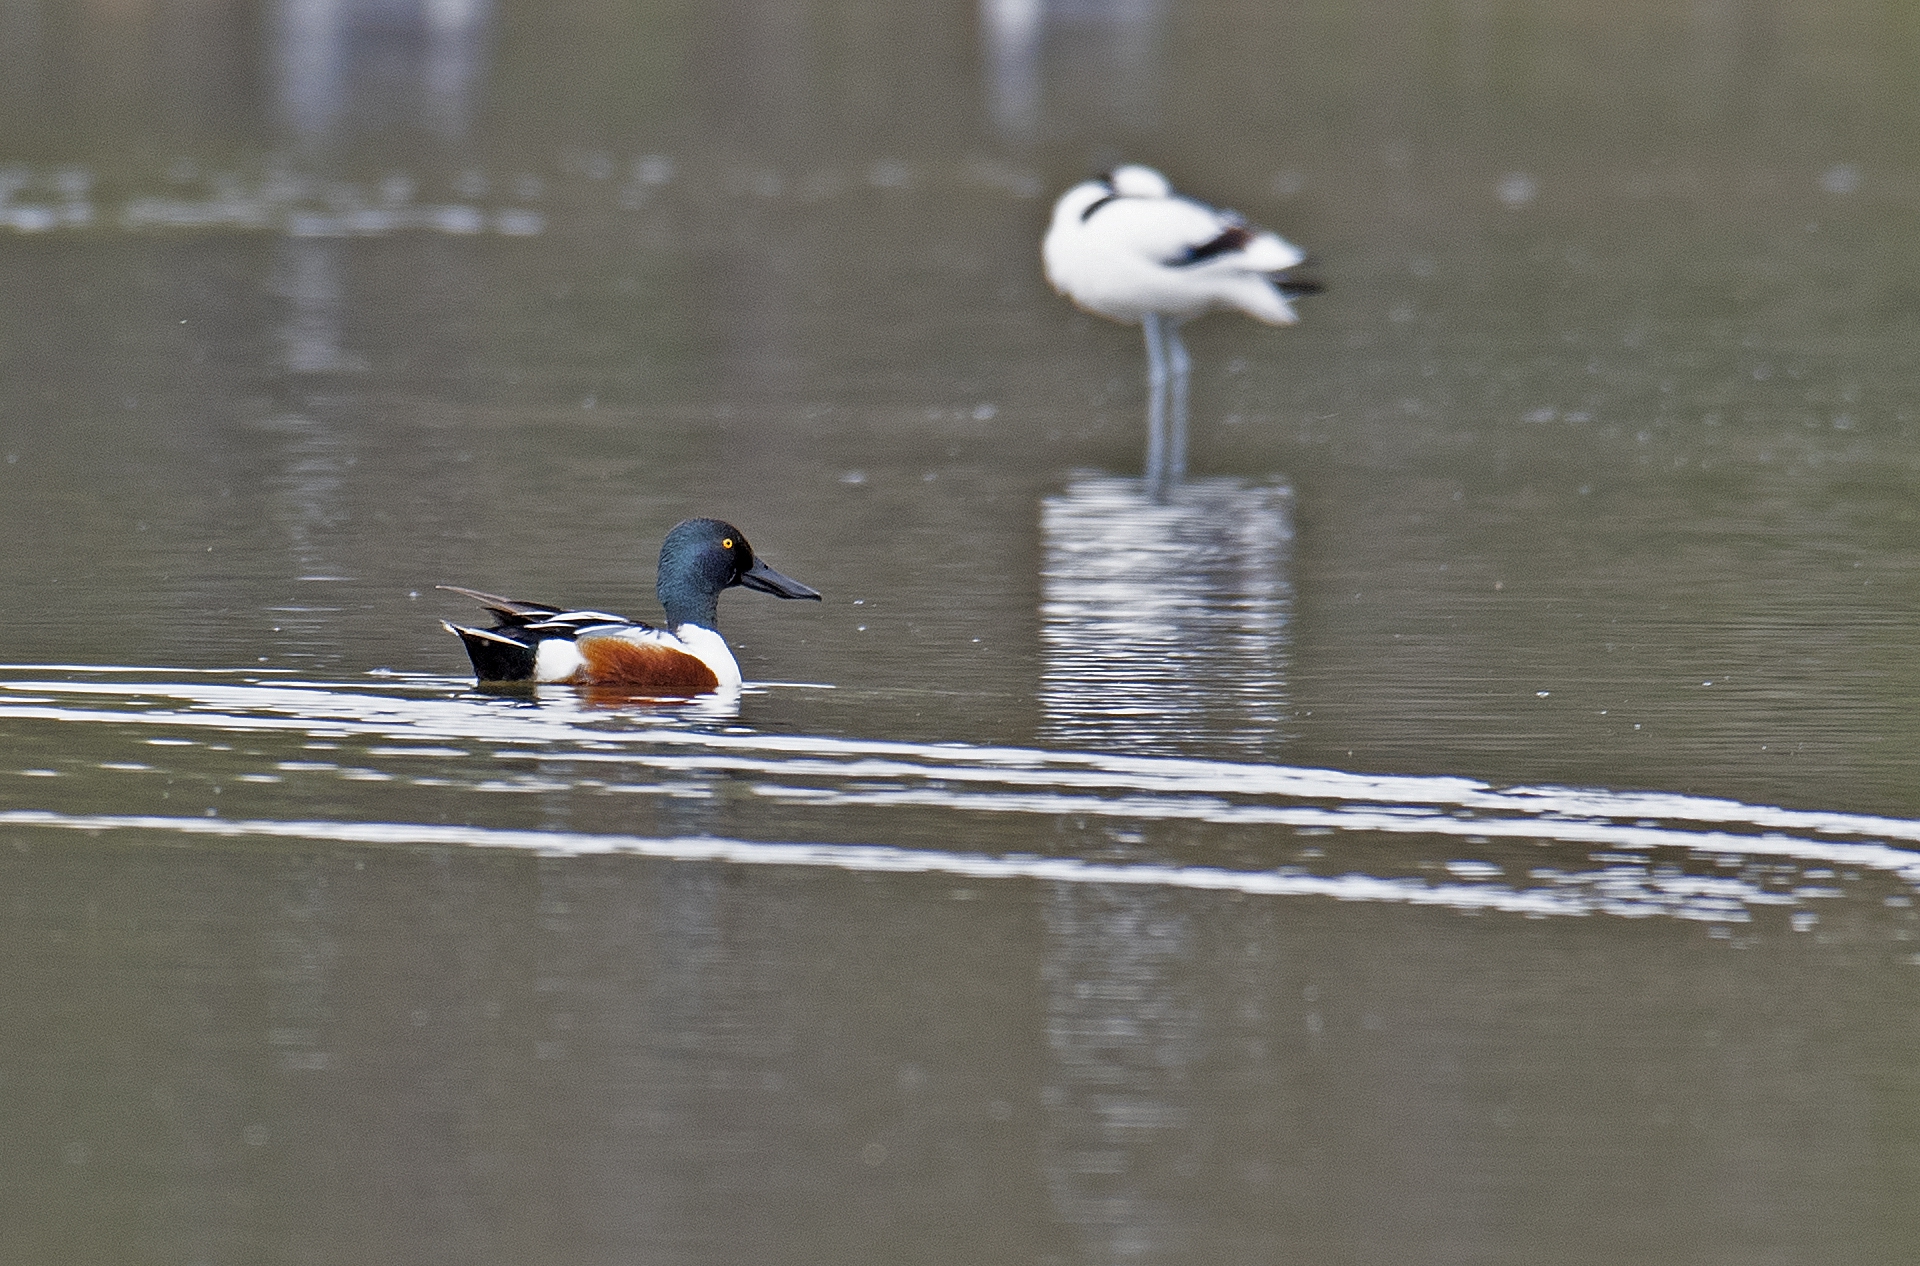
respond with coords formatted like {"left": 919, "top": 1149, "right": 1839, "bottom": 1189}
{"left": 1166, "top": 319, "right": 1191, "bottom": 483}
{"left": 1142, "top": 312, "right": 1168, "bottom": 394}
{"left": 1142, "top": 313, "right": 1170, "bottom": 499}
{"left": 1145, "top": 391, "right": 1170, "bottom": 501}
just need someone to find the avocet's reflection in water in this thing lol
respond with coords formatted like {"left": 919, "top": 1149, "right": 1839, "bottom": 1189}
{"left": 1041, "top": 474, "right": 1292, "bottom": 757}
{"left": 1040, "top": 473, "right": 1286, "bottom": 1252}
{"left": 1042, "top": 882, "right": 1202, "bottom": 1261}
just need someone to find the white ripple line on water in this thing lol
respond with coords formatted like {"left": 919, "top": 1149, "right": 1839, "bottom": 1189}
{"left": 745, "top": 784, "right": 1920, "bottom": 883}
{"left": 0, "top": 809, "right": 1726, "bottom": 920}
{"left": 8, "top": 679, "right": 1920, "bottom": 859}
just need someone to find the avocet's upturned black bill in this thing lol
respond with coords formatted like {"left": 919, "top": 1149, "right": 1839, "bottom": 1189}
{"left": 439, "top": 517, "right": 821, "bottom": 693}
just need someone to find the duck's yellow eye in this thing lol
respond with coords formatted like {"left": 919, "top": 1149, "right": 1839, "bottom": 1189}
{"left": 721, "top": 538, "right": 734, "bottom": 549}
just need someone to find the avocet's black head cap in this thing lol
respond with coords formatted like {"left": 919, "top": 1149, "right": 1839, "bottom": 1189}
{"left": 657, "top": 518, "right": 822, "bottom": 630}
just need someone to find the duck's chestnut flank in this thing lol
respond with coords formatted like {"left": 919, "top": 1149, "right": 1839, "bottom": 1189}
{"left": 574, "top": 638, "right": 721, "bottom": 693}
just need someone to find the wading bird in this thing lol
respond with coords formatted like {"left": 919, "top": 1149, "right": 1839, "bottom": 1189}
{"left": 1043, "top": 165, "right": 1320, "bottom": 489}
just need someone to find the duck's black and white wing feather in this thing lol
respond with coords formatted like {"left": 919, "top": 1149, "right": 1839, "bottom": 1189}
{"left": 436, "top": 585, "right": 640, "bottom": 633}
{"left": 438, "top": 585, "right": 655, "bottom": 682}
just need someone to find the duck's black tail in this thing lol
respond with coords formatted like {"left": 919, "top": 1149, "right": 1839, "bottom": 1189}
{"left": 442, "top": 621, "right": 538, "bottom": 683}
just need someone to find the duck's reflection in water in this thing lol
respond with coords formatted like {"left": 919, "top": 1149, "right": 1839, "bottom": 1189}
{"left": 565, "top": 683, "right": 745, "bottom": 721}
{"left": 1040, "top": 473, "right": 1294, "bottom": 759}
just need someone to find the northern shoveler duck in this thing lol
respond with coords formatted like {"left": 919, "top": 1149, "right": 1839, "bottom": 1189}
{"left": 440, "top": 517, "right": 821, "bottom": 692}
{"left": 1042, "top": 164, "right": 1322, "bottom": 392}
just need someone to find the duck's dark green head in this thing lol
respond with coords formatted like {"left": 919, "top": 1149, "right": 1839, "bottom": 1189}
{"left": 656, "top": 517, "right": 822, "bottom": 630}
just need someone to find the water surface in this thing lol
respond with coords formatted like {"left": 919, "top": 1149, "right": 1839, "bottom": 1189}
{"left": 4, "top": 0, "right": 1920, "bottom": 1261}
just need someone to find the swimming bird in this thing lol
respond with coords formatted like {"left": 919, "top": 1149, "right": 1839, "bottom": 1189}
{"left": 440, "top": 517, "right": 821, "bottom": 692}
{"left": 1043, "top": 165, "right": 1321, "bottom": 486}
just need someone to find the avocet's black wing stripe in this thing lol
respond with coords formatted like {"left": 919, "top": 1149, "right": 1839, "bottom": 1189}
{"left": 1171, "top": 224, "right": 1255, "bottom": 266}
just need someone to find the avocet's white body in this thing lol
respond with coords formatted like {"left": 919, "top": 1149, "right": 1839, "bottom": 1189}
{"left": 1042, "top": 165, "right": 1311, "bottom": 327}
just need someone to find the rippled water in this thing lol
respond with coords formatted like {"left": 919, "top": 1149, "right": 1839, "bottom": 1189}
{"left": 8, "top": 667, "right": 1920, "bottom": 925}
{"left": 8, "top": 0, "right": 1920, "bottom": 1261}
{"left": 9, "top": 665, "right": 1920, "bottom": 1258}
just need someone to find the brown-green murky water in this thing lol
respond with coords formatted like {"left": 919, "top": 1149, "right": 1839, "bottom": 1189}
{"left": 4, "top": 1, "right": 1920, "bottom": 1261}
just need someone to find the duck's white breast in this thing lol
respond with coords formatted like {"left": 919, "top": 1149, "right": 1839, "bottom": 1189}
{"left": 667, "top": 624, "right": 743, "bottom": 687}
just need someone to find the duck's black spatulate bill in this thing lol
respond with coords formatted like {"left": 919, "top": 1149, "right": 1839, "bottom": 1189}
{"left": 738, "top": 557, "right": 823, "bottom": 601}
